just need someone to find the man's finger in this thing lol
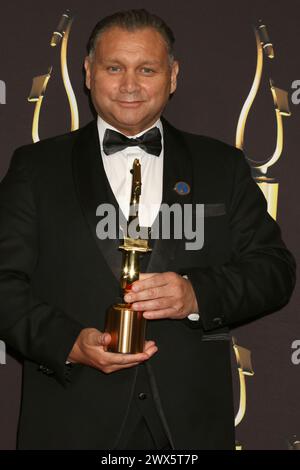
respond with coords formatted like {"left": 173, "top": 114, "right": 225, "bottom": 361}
{"left": 103, "top": 350, "right": 149, "bottom": 366}
{"left": 132, "top": 297, "right": 171, "bottom": 312}
{"left": 133, "top": 273, "right": 167, "bottom": 292}
{"left": 144, "top": 344, "right": 158, "bottom": 357}
{"left": 106, "top": 362, "right": 141, "bottom": 373}
{"left": 125, "top": 285, "right": 170, "bottom": 303}
{"left": 143, "top": 308, "right": 177, "bottom": 319}
{"left": 138, "top": 273, "right": 158, "bottom": 281}
{"left": 144, "top": 342, "right": 158, "bottom": 354}
{"left": 100, "top": 333, "right": 111, "bottom": 346}
{"left": 144, "top": 340, "right": 156, "bottom": 349}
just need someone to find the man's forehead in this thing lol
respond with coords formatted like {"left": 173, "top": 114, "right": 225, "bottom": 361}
{"left": 99, "top": 25, "right": 164, "bottom": 40}
{"left": 95, "top": 26, "right": 168, "bottom": 56}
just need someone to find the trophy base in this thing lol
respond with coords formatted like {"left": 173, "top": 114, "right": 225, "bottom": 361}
{"left": 104, "top": 303, "right": 146, "bottom": 354}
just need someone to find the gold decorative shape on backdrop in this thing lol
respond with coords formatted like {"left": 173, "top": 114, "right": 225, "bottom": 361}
{"left": 28, "top": 10, "right": 79, "bottom": 142}
{"left": 50, "top": 10, "right": 79, "bottom": 131}
{"left": 287, "top": 436, "right": 300, "bottom": 450}
{"left": 235, "top": 21, "right": 291, "bottom": 221}
{"left": 28, "top": 68, "right": 52, "bottom": 143}
{"left": 232, "top": 337, "right": 254, "bottom": 429}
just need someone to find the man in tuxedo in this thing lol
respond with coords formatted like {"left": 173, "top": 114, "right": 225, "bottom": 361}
{"left": 0, "top": 9, "right": 296, "bottom": 450}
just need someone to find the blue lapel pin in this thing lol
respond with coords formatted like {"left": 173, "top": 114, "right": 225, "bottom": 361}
{"left": 174, "top": 181, "right": 190, "bottom": 195}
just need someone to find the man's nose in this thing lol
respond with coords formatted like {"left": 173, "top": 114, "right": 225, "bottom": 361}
{"left": 119, "top": 71, "right": 141, "bottom": 94}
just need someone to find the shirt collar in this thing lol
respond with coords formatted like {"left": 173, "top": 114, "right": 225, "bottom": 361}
{"left": 97, "top": 115, "right": 163, "bottom": 156}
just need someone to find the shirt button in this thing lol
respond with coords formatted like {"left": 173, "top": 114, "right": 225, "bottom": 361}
{"left": 138, "top": 392, "right": 147, "bottom": 400}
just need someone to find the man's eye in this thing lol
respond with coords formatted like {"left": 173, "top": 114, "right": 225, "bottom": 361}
{"left": 141, "top": 68, "right": 155, "bottom": 74}
{"left": 108, "top": 66, "right": 121, "bottom": 72}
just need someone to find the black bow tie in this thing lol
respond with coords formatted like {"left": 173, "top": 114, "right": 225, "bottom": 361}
{"left": 102, "top": 126, "right": 162, "bottom": 157}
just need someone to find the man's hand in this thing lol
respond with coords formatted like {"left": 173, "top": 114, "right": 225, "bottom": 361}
{"left": 67, "top": 328, "right": 158, "bottom": 373}
{"left": 124, "top": 272, "right": 199, "bottom": 320}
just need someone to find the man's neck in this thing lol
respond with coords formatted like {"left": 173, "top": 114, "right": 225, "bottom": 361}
{"left": 97, "top": 115, "right": 161, "bottom": 138}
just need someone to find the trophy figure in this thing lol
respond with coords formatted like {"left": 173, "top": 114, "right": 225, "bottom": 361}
{"left": 104, "top": 158, "right": 151, "bottom": 354}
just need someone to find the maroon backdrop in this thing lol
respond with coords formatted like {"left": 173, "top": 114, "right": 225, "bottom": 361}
{"left": 0, "top": 0, "right": 299, "bottom": 450}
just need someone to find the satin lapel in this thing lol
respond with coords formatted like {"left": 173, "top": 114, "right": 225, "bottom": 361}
{"left": 146, "top": 117, "right": 193, "bottom": 274}
{"left": 72, "top": 120, "right": 121, "bottom": 284}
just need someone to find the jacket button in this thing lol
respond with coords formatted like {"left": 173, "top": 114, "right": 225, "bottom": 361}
{"left": 138, "top": 392, "right": 147, "bottom": 400}
{"left": 213, "top": 317, "right": 223, "bottom": 326}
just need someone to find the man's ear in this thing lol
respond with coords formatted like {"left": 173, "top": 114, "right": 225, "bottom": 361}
{"left": 170, "top": 60, "right": 179, "bottom": 94}
{"left": 84, "top": 56, "right": 91, "bottom": 90}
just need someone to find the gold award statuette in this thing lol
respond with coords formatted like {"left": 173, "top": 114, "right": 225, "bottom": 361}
{"left": 104, "top": 159, "right": 151, "bottom": 354}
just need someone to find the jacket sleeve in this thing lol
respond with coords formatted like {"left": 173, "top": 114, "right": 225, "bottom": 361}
{"left": 186, "top": 149, "right": 296, "bottom": 331}
{"left": 0, "top": 149, "right": 84, "bottom": 386}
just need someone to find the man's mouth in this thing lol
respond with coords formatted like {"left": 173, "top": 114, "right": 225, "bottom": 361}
{"left": 117, "top": 100, "right": 144, "bottom": 107}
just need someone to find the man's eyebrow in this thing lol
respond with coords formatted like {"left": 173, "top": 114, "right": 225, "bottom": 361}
{"left": 140, "top": 60, "right": 161, "bottom": 66}
{"left": 101, "top": 58, "right": 161, "bottom": 65}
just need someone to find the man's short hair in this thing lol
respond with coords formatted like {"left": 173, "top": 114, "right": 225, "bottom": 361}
{"left": 87, "top": 8, "right": 175, "bottom": 63}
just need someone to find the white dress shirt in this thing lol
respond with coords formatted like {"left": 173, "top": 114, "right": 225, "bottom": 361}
{"left": 97, "top": 115, "right": 163, "bottom": 227}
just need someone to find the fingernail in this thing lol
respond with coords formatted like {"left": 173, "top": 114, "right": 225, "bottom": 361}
{"left": 132, "top": 284, "right": 139, "bottom": 292}
{"left": 124, "top": 294, "right": 132, "bottom": 302}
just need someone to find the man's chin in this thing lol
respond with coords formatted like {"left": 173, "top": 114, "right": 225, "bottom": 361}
{"left": 110, "top": 113, "right": 154, "bottom": 133}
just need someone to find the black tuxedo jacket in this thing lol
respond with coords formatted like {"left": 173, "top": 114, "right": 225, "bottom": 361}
{"left": 0, "top": 117, "right": 296, "bottom": 449}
